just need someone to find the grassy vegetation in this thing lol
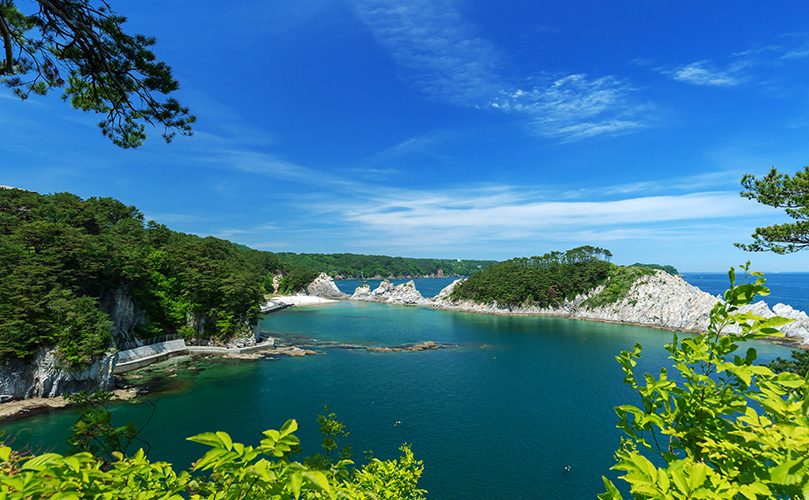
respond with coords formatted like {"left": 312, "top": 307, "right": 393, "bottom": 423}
{"left": 582, "top": 265, "right": 656, "bottom": 309}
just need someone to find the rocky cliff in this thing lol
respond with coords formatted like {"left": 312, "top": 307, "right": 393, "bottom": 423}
{"left": 433, "top": 270, "right": 809, "bottom": 343}
{"left": 0, "top": 348, "right": 116, "bottom": 399}
{"left": 305, "top": 273, "right": 349, "bottom": 299}
{"left": 98, "top": 288, "right": 148, "bottom": 348}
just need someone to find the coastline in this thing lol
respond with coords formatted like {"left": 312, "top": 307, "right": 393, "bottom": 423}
{"left": 4, "top": 272, "right": 806, "bottom": 420}
{"left": 0, "top": 388, "right": 138, "bottom": 422}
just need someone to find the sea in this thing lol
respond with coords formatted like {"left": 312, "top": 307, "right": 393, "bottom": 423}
{"left": 1, "top": 273, "right": 807, "bottom": 499}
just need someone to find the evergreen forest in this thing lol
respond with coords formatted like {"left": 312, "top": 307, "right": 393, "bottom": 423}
{"left": 450, "top": 246, "right": 619, "bottom": 307}
{"left": 0, "top": 189, "right": 285, "bottom": 366}
{"left": 276, "top": 252, "right": 495, "bottom": 279}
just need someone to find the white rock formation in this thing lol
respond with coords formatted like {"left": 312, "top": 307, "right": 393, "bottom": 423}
{"left": 350, "top": 280, "right": 431, "bottom": 305}
{"left": 351, "top": 284, "right": 372, "bottom": 301}
{"left": 304, "top": 273, "right": 348, "bottom": 298}
{"left": 434, "top": 279, "right": 464, "bottom": 301}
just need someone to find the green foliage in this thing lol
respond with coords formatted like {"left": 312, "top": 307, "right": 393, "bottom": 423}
{"left": 277, "top": 265, "right": 320, "bottom": 295}
{"left": 65, "top": 391, "right": 146, "bottom": 463}
{"left": 600, "top": 262, "right": 809, "bottom": 499}
{"left": 303, "top": 406, "right": 354, "bottom": 471}
{"left": 737, "top": 166, "right": 809, "bottom": 254}
{"left": 0, "top": 418, "right": 426, "bottom": 500}
{"left": 0, "top": 0, "right": 195, "bottom": 147}
{"left": 630, "top": 263, "right": 679, "bottom": 276}
{"left": 0, "top": 189, "right": 285, "bottom": 362}
{"left": 277, "top": 252, "right": 495, "bottom": 279}
{"left": 450, "top": 246, "right": 613, "bottom": 307}
{"left": 767, "top": 349, "right": 809, "bottom": 378}
{"left": 583, "top": 265, "right": 655, "bottom": 309}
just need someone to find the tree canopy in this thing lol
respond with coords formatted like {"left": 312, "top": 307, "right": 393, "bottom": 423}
{"left": 450, "top": 246, "right": 614, "bottom": 307}
{"left": 0, "top": 0, "right": 194, "bottom": 147}
{"left": 276, "top": 252, "right": 495, "bottom": 280}
{"left": 0, "top": 188, "right": 285, "bottom": 365}
{"left": 737, "top": 166, "right": 809, "bottom": 254}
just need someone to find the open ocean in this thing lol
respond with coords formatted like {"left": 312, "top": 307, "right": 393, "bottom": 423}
{"left": 682, "top": 272, "right": 809, "bottom": 313}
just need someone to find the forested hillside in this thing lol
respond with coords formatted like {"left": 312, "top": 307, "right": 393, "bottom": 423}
{"left": 450, "top": 246, "right": 616, "bottom": 307}
{"left": 0, "top": 189, "right": 285, "bottom": 366}
{"left": 276, "top": 252, "right": 495, "bottom": 279}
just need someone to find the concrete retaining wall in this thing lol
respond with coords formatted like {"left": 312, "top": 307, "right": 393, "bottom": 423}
{"left": 116, "top": 340, "right": 187, "bottom": 364}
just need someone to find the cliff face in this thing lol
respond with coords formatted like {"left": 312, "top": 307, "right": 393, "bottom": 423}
{"left": 98, "top": 288, "right": 148, "bottom": 348}
{"left": 305, "top": 273, "right": 349, "bottom": 298}
{"left": 433, "top": 270, "right": 809, "bottom": 343}
{"left": 0, "top": 348, "right": 116, "bottom": 399}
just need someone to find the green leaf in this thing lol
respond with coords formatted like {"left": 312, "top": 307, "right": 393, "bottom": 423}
{"left": 598, "top": 477, "right": 625, "bottom": 500}
{"left": 187, "top": 432, "right": 224, "bottom": 448}
{"left": 216, "top": 431, "right": 233, "bottom": 451}
{"left": 280, "top": 419, "right": 298, "bottom": 437}
{"left": 770, "top": 457, "right": 807, "bottom": 485}
{"left": 687, "top": 463, "right": 709, "bottom": 491}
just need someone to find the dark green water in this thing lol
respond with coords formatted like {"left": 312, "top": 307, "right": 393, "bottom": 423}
{"left": 1, "top": 301, "right": 795, "bottom": 499}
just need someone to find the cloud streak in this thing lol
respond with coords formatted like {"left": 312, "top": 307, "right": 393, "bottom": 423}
{"left": 352, "top": 0, "right": 646, "bottom": 141}
{"left": 657, "top": 35, "right": 809, "bottom": 87}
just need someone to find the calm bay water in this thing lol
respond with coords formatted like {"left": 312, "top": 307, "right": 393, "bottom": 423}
{"left": 1, "top": 294, "right": 797, "bottom": 499}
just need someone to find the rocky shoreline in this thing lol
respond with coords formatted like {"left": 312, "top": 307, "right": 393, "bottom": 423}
{"left": 285, "top": 272, "right": 809, "bottom": 345}
{"left": 4, "top": 269, "right": 807, "bottom": 414}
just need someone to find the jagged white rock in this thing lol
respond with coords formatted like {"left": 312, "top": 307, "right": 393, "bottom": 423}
{"left": 304, "top": 273, "right": 349, "bottom": 298}
{"left": 350, "top": 279, "right": 431, "bottom": 305}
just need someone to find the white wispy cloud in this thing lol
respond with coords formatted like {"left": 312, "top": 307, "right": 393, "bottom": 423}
{"left": 667, "top": 61, "right": 745, "bottom": 87}
{"left": 353, "top": 132, "right": 450, "bottom": 171}
{"left": 657, "top": 35, "right": 809, "bottom": 87}
{"left": 489, "top": 75, "right": 645, "bottom": 140}
{"left": 351, "top": 0, "right": 646, "bottom": 141}
{"left": 345, "top": 191, "right": 767, "bottom": 233}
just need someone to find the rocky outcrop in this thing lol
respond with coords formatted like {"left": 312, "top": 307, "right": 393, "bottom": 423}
{"left": 98, "top": 288, "right": 147, "bottom": 348}
{"left": 351, "top": 284, "right": 372, "bottom": 301}
{"left": 435, "top": 279, "right": 464, "bottom": 301}
{"left": 0, "top": 348, "right": 116, "bottom": 399}
{"left": 305, "top": 273, "right": 348, "bottom": 298}
{"left": 350, "top": 280, "right": 432, "bottom": 305}
{"left": 434, "top": 271, "right": 809, "bottom": 343}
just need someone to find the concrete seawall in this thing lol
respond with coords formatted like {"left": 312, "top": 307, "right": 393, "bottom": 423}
{"left": 113, "top": 339, "right": 285, "bottom": 374}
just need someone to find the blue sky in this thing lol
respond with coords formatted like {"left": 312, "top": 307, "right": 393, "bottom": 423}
{"left": 3, "top": 0, "right": 809, "bottom": 272}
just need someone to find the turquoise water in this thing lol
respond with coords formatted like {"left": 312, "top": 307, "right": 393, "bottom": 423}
{"left": 1, "top": 300, "right": 796, "bottom": 499}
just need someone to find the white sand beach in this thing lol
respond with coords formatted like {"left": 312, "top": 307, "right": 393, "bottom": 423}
{"left": 270, "top": 295, "right": 338, "bottom": 306}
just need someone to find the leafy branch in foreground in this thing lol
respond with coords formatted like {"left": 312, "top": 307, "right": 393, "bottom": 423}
{"left": 600, "top": 262, "right": 809, "bottom": 499}
{"left": 0, "top": 0, "right": 195, "bottom": 147}
{"left": 0, "top": 415, "right": 426, "bottom": 499}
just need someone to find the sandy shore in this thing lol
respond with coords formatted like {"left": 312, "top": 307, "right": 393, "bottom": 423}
{"left": 0, "top": 388, "right": 137, "bottom": 422}
{"left": 270, "top": 295, "right": 338, "bottom": 306}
